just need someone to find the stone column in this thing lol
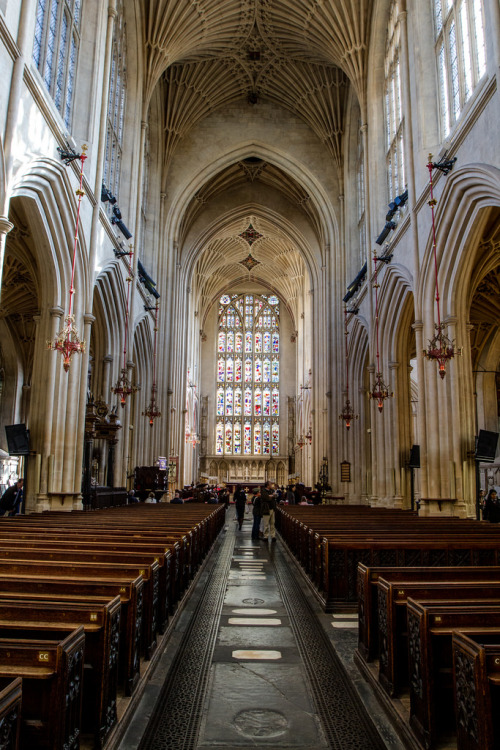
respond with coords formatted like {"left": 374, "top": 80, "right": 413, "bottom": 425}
{"left": 36, "top": 307, "right": 64, "bottom": 510}
{"left": 367, "top": 364, "right": 378, "bottom": 505}
{"left": 72, "top": 313, "right": 95, "bottom": 509}
{"left": 389, "top": 361, "right": 403, "bottom": 508}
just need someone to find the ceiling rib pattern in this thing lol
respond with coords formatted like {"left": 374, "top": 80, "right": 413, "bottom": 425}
{"left": 143, "top": 0, "right": 254, "bottom": 102}
{"left": 193, "top": 215, "right": 306, "bottom": 320}
{"left": 179, "top": 159, "right": 322, "bottom": 247}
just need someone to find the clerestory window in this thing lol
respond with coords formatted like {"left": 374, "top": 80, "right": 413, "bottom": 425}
{"left": 32, "top": 0, "right": 81, "bottom": 129}
{"left": 103, "top": 0, "right": 127, "bottom": 210}
{"left": 215, "top": 293, "right": 280, "bottom": 456}
{"left": 434, "top": 0, "right": 487, "bottom": 137}
{"left": 384, "top": 1, "right": 406, "bottom": 201}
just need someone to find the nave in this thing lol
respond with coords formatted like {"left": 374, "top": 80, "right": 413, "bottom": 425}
{"left": 118, "top": 512, "right": 402, "bottom": 750}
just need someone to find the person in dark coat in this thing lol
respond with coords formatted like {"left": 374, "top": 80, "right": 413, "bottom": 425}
{"left": 234, "top": 486, "right": 247, "bottom": 530}
{"left": 251, "top": 490, "right": 262, "bottom": 540}
{"left": 0, "top": 479, "right": 23, "bottom": 516}
{"left": 483, "top": 489, "right": 500, "bottom": 522}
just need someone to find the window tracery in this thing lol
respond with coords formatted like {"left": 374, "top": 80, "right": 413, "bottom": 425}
{"left": 103, "top": 0, "right": 127, "bottom": 209}
{"left": 33, "top": 0, "right": 81, "bottom": 129}
{"left": 384, "top": 1, "right": 406, "bottom": 200}
{"left": 216, "top": 293, "right": 280, "bottom": 456}
{"left": 434, "top": 0, "right": 486, "bottom": 137}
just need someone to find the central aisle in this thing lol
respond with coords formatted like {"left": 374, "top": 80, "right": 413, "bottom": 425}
{"left": 119, "top": 511, "right": 403, "bottom": 750}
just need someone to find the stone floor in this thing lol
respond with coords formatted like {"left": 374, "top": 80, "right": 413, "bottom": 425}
{"left": 116, "top": 512, "right": 406, "bottom": 750}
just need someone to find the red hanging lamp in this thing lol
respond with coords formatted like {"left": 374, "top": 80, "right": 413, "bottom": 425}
{"left": 339, "top": 305, "right": 358, "bottom": 429}
{"left": 143, "top": 303, "right": 162, "bottom": 425}
{"left": 47, "top": 145, "right": 87, "bottom": 371}
{"left": 423, "top": 155, "right": 461, "bottom": 379}
{"left": 112, "top": 245, "right": 138, "bottom": 407}
{"left": 369, "top": 252, "right": 393, "bottom": 412}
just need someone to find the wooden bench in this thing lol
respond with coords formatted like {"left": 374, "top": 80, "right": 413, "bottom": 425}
{"left": 0, "top": 576, "right": 143, "bottom": 696}
{"left": 0, "top": 558, "right": 159, "bottom": 661}
{"left": 452, "top": 630, "right": 500, "bottom": 750}
{"left": 357, "top": 564, "right": 500, "bottom": 661}
{"left": 0, "top": 676, "right": 22, "bottom": 750}
{"left": 0, "top": 597, "right": 120, "bottom": 748}
{"left": 407, "top": 600, "right": 500, "bottom": 748}
{"left": 0, "top": 629, "right": 84, "bottom": 750}
{"left": 376, "top": 577, "right": 500, "bottom": 697}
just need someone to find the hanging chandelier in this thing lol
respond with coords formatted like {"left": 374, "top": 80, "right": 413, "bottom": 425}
{"left": 369, "top": 253, "right": 393, "bottom": 412}
{"left": 112, "top": 245, "right": 138, "bottom": 406}
{"left": 47, "top": 145, "right": 87, "bottom": 371}
{"left": 339, "top": 306, "right": 358, "bottom": 429}
{"left": 143, "top": 303, "right": 161, "bottom": 425}
{"left": 423, "top": 154, "right": 461, "bottom": 378}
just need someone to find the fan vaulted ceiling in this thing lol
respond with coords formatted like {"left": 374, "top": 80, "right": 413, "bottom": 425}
{"left": 144, "top": 1, "right": 372, "bottom": 307}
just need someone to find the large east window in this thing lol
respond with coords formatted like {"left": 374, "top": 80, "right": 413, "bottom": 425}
{"left": 384, "top": 1, "right": 406, "bottom": 200}
{"left": 434, "top": 0, "right": 487, "bottom": 137}
{"left": 33, "top": 0, "right": 81, "bottom": 129}
{"left": 215, "top": 293, "right": 280, "bottom": 456}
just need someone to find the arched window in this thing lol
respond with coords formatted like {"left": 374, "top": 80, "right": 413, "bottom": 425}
{"left": 384, "top": 1, "right": 405, "bottom": 200}
{"left": 356, "top": 118, "right": 366, "bottom": 265}
{"left": 216, "top": 293, "right": 280, "bottom": 456}
{"left": 103, "top": 0, "right": 127, "bottom": 208}
{"left": 433, "top": 0, "right": 486, "bottom": 137}
{"left": 32, "top": 0, "right": 81, "bottom": 129}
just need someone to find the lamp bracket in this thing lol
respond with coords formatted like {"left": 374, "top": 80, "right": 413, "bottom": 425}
{"left": 432, "top": 155, "right": 457, "bottom": 175}
{"left": 57, "top": 144, "right": 82, "bottom": 165}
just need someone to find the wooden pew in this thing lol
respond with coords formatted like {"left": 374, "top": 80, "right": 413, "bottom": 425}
{"left": 0, "top": 597, "right": 120, "bottom": 749}
{"left": 357, "top": 564, "right": 500, "bottom": 661}
{"left": 376, "top": 577, "right": 500, "bottom": 697}
{"left": 407, "top": 600, "right": 500, "bottom": 748}
{"left": 0, "top": 576, "right": 143, "bottom": 696}
{"left": 0, "top": 677, "right": 22, "bottom": 750}
{"left": 452, "top": 630, "right": 500, "bottom": 750}
{"left": 0, "top": 558, "right": 159, "bottom": 661}
{"left": 0, "top": 630, "right": 84, "bottom": 750}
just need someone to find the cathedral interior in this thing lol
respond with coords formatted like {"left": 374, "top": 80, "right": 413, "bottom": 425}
{"left": 0, "top": 0, "right": 499, "bottom": 748}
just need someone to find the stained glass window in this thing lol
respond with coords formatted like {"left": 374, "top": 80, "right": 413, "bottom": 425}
{"left": 103, "top": 0, "right": 127, "bottom": 209}
{"left": 434, "top": 0, "right": 487, "bottom": 137}
{"left": 32, "top": 0, "right": 81, "bottom": 129}
{"left": 384, "top": 2, "right": 406, "bottom": 201}
{"left": 216, "top": 293, "right": 280, "bottom": 455}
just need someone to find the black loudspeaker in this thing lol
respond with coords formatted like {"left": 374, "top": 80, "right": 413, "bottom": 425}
{"left": 409, "top": 445, "right": 420, "bottom": 468}
{"left": 5, "top": 424, "right": 30, "bottom": 456}
{"left": 475, "top": 430, "right": 499, "bottom": 462}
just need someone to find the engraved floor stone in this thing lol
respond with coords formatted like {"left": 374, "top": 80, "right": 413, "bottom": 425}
{"left": 233, "top": 708, "right": 289, "bottom": 737}
{"left": 332, "top": 622, "right": 359, "bottom": 629}
{"left": 231, "top": 608, "right": 277, "bottom": 615}
{"left": 231, "top": 649, "right": 282, "bottom": 660}
{"left": 228, "top": 617, "right": 281, "bottom": 625}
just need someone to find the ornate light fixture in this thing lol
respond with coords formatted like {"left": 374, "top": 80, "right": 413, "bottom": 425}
{"left": 339, "top": 306, "right": 358, "bottom": 429}
{"left": 369, "top": 252, "right": 393, "bottom": 412}
{"left": 47, "top": 145, "right": 87, "bottom": 371}
{"left": 423, "top": 154, "right": 461, "bottom": 379}
{"left": 112, "top": 245, "right": 138, "bottom": 407}
{"left": 143, "top": 303, "right": 161, "bottom": 426}
{"left": 304, "top": 427, "right": 312, "bottom": 444}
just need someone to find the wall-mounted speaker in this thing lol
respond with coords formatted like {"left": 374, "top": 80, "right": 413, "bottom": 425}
{"left": 408, "top": 444, "right": 420, "bottom": 468}
{"left": 5, "top": 424, "right": 30, "bottom": 456}
{"left": 475, "top": 430, "right": 499, "bottom": 462}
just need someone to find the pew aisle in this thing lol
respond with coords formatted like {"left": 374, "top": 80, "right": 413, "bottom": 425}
{"left": 0, "top": 503, "right": 225, "bottom": 750}
{"left": 120, "top": 512, "right": 402, "bottom": 750}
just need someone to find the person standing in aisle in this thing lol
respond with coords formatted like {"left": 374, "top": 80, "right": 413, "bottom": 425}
{"left": 234, "top": 486, "right": 247, "bottom": 530}
{"left": 260, "top": 480, "right": 277, "bottom": 542}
